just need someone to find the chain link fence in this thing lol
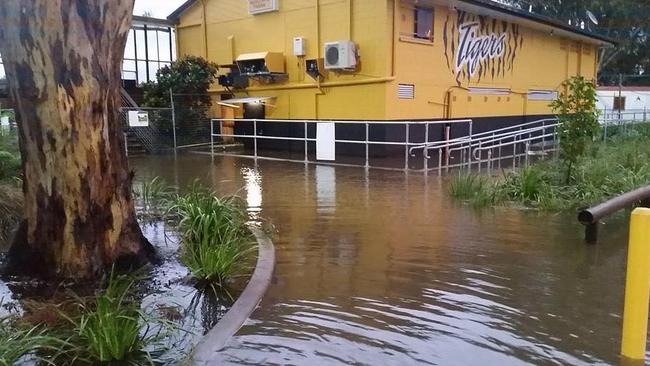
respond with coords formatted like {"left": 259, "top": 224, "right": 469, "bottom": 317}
{"left": 121, "top": 91, "right": 213, "bottom": 155}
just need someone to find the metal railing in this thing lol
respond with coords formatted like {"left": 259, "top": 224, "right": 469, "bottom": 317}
{"left": 210, "top": 118, "right": 473, "bottom": 171}
{"left": 600, "top": 108, "right": 648, "bottom": 124}
{"left": 408, "top": 118, "right": 559, "bottom": 174}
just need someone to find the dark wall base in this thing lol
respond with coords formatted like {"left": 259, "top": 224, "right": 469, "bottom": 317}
{"left": 227, "top": 114, "right": 555, "bottom": 162}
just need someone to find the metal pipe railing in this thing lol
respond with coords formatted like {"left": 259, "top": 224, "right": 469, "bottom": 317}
{"left": 210, "top": 118, "right": 472, "bottom": 171}
{"left": 578, "top": 185, "right": 650, "bottom": 243}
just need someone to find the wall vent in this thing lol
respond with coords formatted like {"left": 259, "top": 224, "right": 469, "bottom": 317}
{"left": 398, "top": 84, "right": 415, "bottom": 99}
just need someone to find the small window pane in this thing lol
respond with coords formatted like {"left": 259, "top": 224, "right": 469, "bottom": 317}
{"left": 414, "top": 8, "right": 433, "bottom": 40}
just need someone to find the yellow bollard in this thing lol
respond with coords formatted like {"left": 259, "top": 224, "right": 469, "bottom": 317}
{"left": 621, "top": 207, "right": 650, "bottom": 361}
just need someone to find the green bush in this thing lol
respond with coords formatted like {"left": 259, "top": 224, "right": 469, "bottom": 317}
{"left": 0, "top": 151, "right": 20, "bottom": 181}
{"left": 550, "top": 76, "right": 600, "bottom": 183}
{"left": 0, "top": 184, "right": 22, "bottom": 243}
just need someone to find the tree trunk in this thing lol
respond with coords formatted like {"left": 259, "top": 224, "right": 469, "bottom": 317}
{"left": 0, "top": 0, "right": 155, "bottom": 279}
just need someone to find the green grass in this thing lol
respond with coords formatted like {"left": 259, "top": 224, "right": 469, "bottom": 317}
{"left": 0, "top": 319, "right": 65, "bottom": 366}
{"left": 134, "top": 177, "right": 174, "bottom": 220}
{"left": 169, "top": 182, "right": 255, "bottom": 287}
{"left": 56, "top": 273, "right": 176, "bottom": 365}
{"left": 449, "top": 123, "right": 650, "bottom": 211}
{"left": 0, "top": 184, "right": 22, "bottom": 243}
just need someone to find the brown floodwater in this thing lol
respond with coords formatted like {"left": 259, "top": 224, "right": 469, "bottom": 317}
{"left": 130, "top": 154, "right": 636, "bottom": 366}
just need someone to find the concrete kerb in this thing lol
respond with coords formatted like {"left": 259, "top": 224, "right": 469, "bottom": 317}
{"left": 191, "top": 227, "right": 276, "bottom": 365}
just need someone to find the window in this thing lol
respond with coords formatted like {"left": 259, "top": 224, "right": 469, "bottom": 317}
{"left": 613, "top": 96, "right": 626, "bottom": 110}
{"left": 414, "top": 7, "right": 434, "bottom": 40}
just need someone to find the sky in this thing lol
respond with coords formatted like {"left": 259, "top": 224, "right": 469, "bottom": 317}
{"left": 133, "top": 0, "right": 187, "bottom": 18}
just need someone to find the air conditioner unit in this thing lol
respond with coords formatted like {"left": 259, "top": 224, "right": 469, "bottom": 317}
{"left": 324, "top": 41, "right": 357, "bottom": 70}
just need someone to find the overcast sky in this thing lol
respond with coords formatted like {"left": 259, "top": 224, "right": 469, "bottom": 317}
{"left": 133, "top": 0, "right": 187, "bottom": 18}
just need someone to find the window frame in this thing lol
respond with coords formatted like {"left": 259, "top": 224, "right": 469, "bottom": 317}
{"left": 413, "top": 6, "right": 434, "bottom": 42}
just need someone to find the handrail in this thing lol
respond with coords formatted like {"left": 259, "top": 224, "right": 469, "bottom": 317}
{"left": 577, "top": 185, "right": 650, "bottom": 243}
{"left": 409, "top": 118, "right": 558, "bottom": 155}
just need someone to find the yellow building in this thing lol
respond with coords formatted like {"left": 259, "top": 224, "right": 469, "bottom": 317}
{"left": 169, "top": 0, "right": 613, "bottom": 125}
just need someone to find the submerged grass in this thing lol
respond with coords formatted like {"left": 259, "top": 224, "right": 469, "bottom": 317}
{"left": 449, "top": 124, "right": 650, "bottom": 210}
{"left": 0, "top": 318, "right": 65, "bottom": 366}
{"left": 169, "top": 182, "right": 255, "bottom": 287}
{"left": 53, "top": 273, "right": 177, "bottom": 365}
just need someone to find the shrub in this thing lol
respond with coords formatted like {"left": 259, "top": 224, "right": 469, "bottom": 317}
{"left": 0, "top": 184, "right": 22, "bottom": 243}
{"left": 550, "top": 76, "right": 600, "bottom": 183}
{"left": 0, "top": 150, "right": 20, "bottom": 181}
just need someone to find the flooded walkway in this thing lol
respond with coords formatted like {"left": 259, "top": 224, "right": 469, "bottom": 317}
{"left": 132, "top": 154, "right": 633, "bottom": 365}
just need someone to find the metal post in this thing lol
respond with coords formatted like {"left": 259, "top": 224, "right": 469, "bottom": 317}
{"left": 621, "top": 208, "right": 650, "bottom": 362}
{"left": 467, "top": 121, "right": 474, "bottom": 172}
{"left": 404, "top": 122, "right": 409, "bottom": 171}
{"left": 144, "top": 24, "right": 150, "bottom": 82}
{"left": 253, "top": 119, "right": 258, "bottom": 158}
{"left": 478, "top": 141, "right": 483, "bottom": 174}
{"left": 210, "top": 119, "right": 214, "bottom": 156}
{"left": 525, "top": 141, "right": 530, "bottom": 167}
{"left": 438, "top": 148, "right": 442, "bottom": 176}
{"left": 124, "top": 132, "right": 129, "bottom": 157}
{"left": 304, "top": 121, "right": 308, "bottom": 163}
{"left": 423, "top": 122, "right": 429, "bottom": 172}
{"left": 645, "top": 106, "right": 647, "bottom": 122}
{"left": 618, "top": 73, "right": 623, "bottom": 121}
{"left": 365, "top": 121, "right": 369, "bottom": 169}
{"left": 169, "top": 88, "right": 177, "bottom": 151}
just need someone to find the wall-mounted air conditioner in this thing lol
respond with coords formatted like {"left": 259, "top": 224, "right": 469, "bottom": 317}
{"left": 324, "top": 41, "right": 357, "bottom": 70}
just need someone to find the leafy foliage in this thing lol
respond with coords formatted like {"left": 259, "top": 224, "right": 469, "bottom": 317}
{"left": 550, "top": 76, "right": 600, "bottom": 182}
{"left": 0, "top": 184, "right": 22, "bottom": 243}
{"left": 502, "top": 0, "right": 650, "bottom": 82}
{"left": 141, "top": 56, "right": 218, "bottom": 146}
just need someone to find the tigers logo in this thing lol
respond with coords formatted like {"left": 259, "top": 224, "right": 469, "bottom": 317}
{"left": 443, "top": 11, "right": 524, "bottom": 85}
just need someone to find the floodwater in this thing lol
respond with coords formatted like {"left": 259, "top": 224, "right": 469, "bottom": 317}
{"left": 130, "top": 154, "right": 636, "bottom": 366}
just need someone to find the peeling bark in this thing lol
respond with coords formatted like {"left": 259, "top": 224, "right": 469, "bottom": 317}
{"left": 0, "top": 0, "right": 155, "bottom": 279}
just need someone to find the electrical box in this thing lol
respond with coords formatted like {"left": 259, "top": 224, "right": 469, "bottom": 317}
{"left": 293, "top": 37, "right": 306, "bottom": 56}
{"left": 306, "top": 58, "right": 327, "bottom": 80}
{"left": 236, "top": 52, "right": 285, "bottom": 75}
{"left": 324, "top": 40, "right": 357, "bottom": 70}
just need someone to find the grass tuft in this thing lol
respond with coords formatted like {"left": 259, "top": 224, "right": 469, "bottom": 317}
{"left": 169, "top": 182, "right": 255, "bottom": 287}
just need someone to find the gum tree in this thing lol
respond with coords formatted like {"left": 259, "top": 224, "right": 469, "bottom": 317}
{"left": 0, "top": 0, "right": 155, "bottom": 278}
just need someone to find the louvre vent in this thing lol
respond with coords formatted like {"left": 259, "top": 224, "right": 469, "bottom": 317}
{"left": 398, "top": 84, "right": 415, "bottom": 99}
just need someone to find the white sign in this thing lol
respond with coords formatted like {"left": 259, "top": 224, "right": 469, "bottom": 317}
{"left": 316, "top": 122, "right": 335, "bottom": 161}
{"left": 248, "top": 0, "right": 279, "bottom": 15}
{"left": 0, "top": 116, "right": 9, "bottom": 127}
{"left": 128, "top": 111, "right": 149, "bottom": 127}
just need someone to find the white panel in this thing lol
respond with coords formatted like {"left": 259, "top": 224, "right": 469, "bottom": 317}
{"left": 527, "top": 90, "right": 559, "bottom": 101}
{"left": 128, "top": 111, "right": 149, "bottom": 127}
{"left": 316, "top": 122, "right": 336, "bottom": 161}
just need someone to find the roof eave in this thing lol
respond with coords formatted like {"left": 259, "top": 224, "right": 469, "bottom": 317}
{"left": 167, "top": 0, "right": 199, "bottom": 22}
